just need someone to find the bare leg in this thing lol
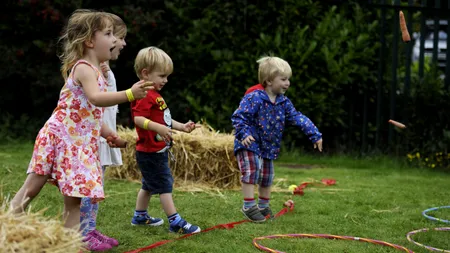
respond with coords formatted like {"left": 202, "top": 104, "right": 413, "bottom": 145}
{"left": 242, "top": 183, "right": 255, "bottom": 199}
{"left": 135, "top": 189, "right": 151, "bottom": 211}
{"left": 160, "top": 193, "right": 176, "bottom": 216}
{"left": 10, "top": 173, "right": 50, "bottom": 213}
{"left": 258, "top": 186, "right": 271, "bottom": 199}
{"left": 63, "top": 196, "right": 81, "bottom": 229}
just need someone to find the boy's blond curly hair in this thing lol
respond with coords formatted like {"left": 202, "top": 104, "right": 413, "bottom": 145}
{"left": 134, "top": 47, "right": 173, "bottom": 79}
{"left": 257, "top": 56, "right": 292, "bottom": 87}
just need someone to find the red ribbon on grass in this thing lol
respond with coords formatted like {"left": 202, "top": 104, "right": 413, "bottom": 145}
{"left": 293, "top": 178, "right": 336, "bottom": 195}
{"left": 125, "top": 177, "right": 335, "bottom": 253}
{"left": 124, "top": 203, "right": 295, "bottom": 253}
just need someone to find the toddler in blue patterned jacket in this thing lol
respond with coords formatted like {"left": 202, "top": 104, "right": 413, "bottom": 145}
{"left": 231, "top": 56, "right": 323, "bottom": 222}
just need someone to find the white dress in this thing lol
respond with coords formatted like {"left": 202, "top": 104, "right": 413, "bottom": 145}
{"left": 99, "top": 69, "right": 123, "bottom": 167}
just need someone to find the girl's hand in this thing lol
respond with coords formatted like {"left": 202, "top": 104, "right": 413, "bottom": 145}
{"left": 241, "top": 135, "right": 255, "bottom": 147}
{"left": 100, "top": 62, "right": 110, "bottom": 79}
{"left": 183, "top": 121, "right": 201, "bottom": 133}
{"left": 106, "top": 134, "right": 128, "bottom": 148}
{"left": 314, "top": 139, "right": 323, "bottom": 152}
{"left": 130, "top": 80, "right": 154, "bottom": 100}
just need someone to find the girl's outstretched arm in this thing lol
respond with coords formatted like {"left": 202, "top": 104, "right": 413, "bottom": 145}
{"left": 75, "top": 64, "right": 151, "bottom": 107}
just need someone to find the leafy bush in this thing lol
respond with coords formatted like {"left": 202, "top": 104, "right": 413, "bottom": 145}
{"left": 4, "top": 0, "right": 448, "bottom": 162}
{"left": 159, "top": 1, "right": 380, "bottom": 150}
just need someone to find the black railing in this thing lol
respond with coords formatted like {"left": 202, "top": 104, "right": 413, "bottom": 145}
{"left": 364, "top": 0, "right": 450, "bottom": 151}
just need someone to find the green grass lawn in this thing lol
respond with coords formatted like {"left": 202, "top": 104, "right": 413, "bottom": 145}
{"left": 1, "top": 143, "right": 449, "bottom": 253}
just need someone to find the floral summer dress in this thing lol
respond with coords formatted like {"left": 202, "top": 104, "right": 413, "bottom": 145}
{"left": 27, "top": 60, "right": 107, "bottom": 202}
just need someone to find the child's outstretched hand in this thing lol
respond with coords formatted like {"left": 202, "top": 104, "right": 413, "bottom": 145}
{"left": 106, "top": 134, "right": 127, "bottom": 148}
{"left": 314, "top": 139, "right": 323, "bottom": 152}
{"left": 156, "top": 124, "right": 176, "bottom": 143}
{"left": 183, "top": 121, "right": 201, "bottom": 133}
{"left": 130, "top": 80, "right": 154, "bottom": 100}
{"left": 241, "top": 135, "right": 255, "bottom": 147}
{"left": 100, "top": 62, "right": 110, "bottom": 79}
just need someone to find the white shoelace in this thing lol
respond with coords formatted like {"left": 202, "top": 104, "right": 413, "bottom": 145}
{"left": 183, "top": 223, "right": 192, "bottom": 230}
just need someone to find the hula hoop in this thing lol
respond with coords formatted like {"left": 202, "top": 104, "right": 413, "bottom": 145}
{"left": 406, "top": 227, "right": 450, "bottom": 252}
{"left": 253, "top": 233, "right": 414, "bottom": 253}
{"left": 422, "top": 206, "right": 450, "bottom": 223}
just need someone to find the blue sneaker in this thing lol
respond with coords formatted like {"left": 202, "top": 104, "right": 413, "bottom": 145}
{"left": 169, "top": 219, "right": 201, "bottom": 234}
{"left": 131, "top": 214, "right": 164, "bottom": 226}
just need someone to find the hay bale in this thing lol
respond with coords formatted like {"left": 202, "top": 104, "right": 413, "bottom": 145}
{"left": 0, "top": 191, "right": 84, "bottom": 253}
{"left": 106, "top": 123, "right": 241, "bottom": 188}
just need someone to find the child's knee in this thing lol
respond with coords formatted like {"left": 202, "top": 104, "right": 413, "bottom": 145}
{"left": 64, "top": 196, "right": 82, "bottom": 208}
{"left": 24, "top": 173, "right": 49, "bottom": 197}
{"left": 24, "top": 187, "right": 41, "bottom": 198}
{"left": 24, "top": 181, "right": 45, "bottom": 198}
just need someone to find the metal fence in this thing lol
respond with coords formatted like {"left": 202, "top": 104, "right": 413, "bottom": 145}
{"left": 362, "top": 0, "right": 450, "bottom": 151}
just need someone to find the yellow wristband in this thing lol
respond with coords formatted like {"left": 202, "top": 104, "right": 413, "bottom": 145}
{"left": 125, "top": 89, "right": 131, "bottom": 101}
{"left": 143, "top": 119, "right": 150, "bottom": 130}
{"left": 126, "top": 88, "right": 135, "bottom": 102}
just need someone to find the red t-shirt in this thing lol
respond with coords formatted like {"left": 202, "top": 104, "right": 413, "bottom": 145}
{"left": 131, "top": 90, "right": 172, "bottom": 153}
{"left": 244, "top": 84, "right": 264, "bottom": 95}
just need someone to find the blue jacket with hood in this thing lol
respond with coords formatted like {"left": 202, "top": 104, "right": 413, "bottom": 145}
{"left": 232, "top": 89, "right": 322, "bottom": 159}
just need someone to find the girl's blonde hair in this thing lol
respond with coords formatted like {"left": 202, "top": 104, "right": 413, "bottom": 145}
{"left": 134, "top": 47, "right": 173, "bottom": 79}
{"left": 257, "top": 56, "right": 292, "bottom": 87}
{"left": 108, "top": 13, "right": 127, "bottom": 39}
{"left": 58, "top": 9, "right": 114, "bottom": 80}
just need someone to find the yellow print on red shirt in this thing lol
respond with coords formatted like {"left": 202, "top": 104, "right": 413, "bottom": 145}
{"left": 156, "top": 97, "right": 167, "bottom": 110}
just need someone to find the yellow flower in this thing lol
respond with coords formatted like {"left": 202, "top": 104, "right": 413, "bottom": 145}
{"left": 431, "top": 164, "right": 436, "bottom": 168}
{"left": 425, "top": 158, "right": 429, "bottom": 162}
{"left": 407, "top": 154, "right": 414, "bottom": 159}
{"left": 416, "top": 152, "right": 420, "bottom": 158}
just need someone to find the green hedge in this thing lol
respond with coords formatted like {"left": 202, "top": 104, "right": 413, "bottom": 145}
{"left": 1, "top": 0, "right": 449, "bottom": 167}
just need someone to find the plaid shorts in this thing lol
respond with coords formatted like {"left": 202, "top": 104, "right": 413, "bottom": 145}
{"left": 236, "top": 149, "right": 274, "bottom": 187}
